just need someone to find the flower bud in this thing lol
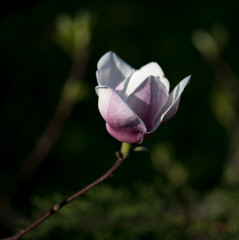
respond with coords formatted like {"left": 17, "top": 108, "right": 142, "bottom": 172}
{"left": 96, "top": 51, "right": 190, "bottom": 143}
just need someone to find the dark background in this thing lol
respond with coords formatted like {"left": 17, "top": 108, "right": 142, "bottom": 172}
{"left": 1, "top": 0, "right": 239, "bottom": 239}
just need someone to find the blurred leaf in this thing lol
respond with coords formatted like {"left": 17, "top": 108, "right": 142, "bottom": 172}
{"left": 210, "top": 86, "right": 235, "bottom": 127}
{"left": 54, "top": 11, "right": 92, "bottom": 56}
{"left": 168, "top": 163, "right": 189, "bottom": 187}
{"left": 191, "top": 29, "right": 219, "bottom": 59}
{"left": 151, "top": 143, "right": 173, "bottom": 174}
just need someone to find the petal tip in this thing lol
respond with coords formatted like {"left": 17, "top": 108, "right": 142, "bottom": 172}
{"left": 97, "top": 51, "right": 115, "bottom": 69}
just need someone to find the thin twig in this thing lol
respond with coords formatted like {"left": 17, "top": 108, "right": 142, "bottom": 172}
{"left": 0, "top": 152, "right": 128, "bottom": 240}
{"left": 198, "top": 45, "right": 239, "bottom": 167}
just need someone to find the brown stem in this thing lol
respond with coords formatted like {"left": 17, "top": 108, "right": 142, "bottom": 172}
{"left": 0, "top": 152, "right": 128, "bottom": 240}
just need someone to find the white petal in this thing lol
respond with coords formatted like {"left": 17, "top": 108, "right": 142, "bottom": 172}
{"left": 96, "top": 51, "right": 134, "bottom": 89}
{"left": 125, "top": 62, "right": 170, "bottom": 96}
{"left": 150, "top": 75, "right": 191, "bottom": 133}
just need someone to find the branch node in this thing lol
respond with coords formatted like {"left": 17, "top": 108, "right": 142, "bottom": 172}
{"left": 52, "top": 204, "right": 60, "bottom": 212}
{"left": 115, "top": 151, "right": 123, "bottom": 159}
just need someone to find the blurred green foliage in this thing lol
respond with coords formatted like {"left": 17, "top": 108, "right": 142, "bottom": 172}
{"left": 54, "top": 11, "right": 92, "bottom": 56}
{"left": 1, "top": 0, "right": 239, "bottom": 239}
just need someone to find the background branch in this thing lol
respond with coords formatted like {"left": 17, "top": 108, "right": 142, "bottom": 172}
{"left": 2, "top": 47, "right": 91, "bottom": 207}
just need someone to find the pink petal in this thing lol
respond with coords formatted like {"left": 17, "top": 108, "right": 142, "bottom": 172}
{"left": 96, "top": 86, "right": 147, "bottom": 143}
{"left": 126, "top": 76, "right": 168, "bottom": 131}
{"left": 96, "top": 51, "right": 134, "bottom": 89}
{"left": 106, "top": 123, "right": 146, "bottom": 144}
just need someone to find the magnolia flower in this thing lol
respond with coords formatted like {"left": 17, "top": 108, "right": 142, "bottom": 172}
{"left": 95, "top": 51, "right": 190, "bottom": 144}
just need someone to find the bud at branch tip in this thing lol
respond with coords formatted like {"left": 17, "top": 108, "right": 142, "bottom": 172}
{"left": 120, "top": 142, "right": 132, "bottom": 158}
